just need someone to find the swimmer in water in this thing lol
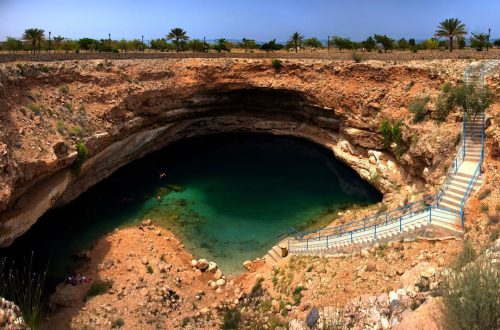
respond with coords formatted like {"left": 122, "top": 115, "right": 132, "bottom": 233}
{"left": 159, "top": 172, "right": 166, "bottom": 179}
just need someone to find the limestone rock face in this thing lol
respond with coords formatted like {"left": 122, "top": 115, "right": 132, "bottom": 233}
{"left": 0, "top": 59, "right": 462, "bottom": 246}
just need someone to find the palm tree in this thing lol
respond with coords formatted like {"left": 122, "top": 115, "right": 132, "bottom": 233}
{"left": 166, "top": 28, "right": 189, "bottom": 52}
{"left": 23, "top": 28, "right": 45, "bottom": 53}
{"left": 435, "top": 18, "right": 467, "bottom": 52}
{"left": 289, "top": 32, "right": 304, "bottom": 53}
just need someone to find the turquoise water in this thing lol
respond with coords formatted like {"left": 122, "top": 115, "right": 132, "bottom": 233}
{"left": 1, "top": 133, "right": 381, "bottom": 283}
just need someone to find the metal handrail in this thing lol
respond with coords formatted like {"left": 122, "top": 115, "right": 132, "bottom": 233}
{"left": 285, "top": 62, "right": 491, "bottom": 254}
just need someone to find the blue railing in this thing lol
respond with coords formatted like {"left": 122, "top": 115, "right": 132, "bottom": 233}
{"left": 285, "top": 61, "right": 493, "bottom": 254}
{"left": 289, "top": 206, "right": 462, "bottom": 252}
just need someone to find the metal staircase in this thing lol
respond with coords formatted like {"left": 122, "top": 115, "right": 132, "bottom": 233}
{"left": 264, "top": 60, "right": 498, "bottom": 262}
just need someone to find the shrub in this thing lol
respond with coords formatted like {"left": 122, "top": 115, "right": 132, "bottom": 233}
{"left": 111, "top": 318, "right": 124, "bottom": 328}
{"left": 29, "top": 104, "right": 42, "bottom": 116}
{"left": 380, "top": 118, "right": 392, "bottom": 148}
{"left": 271, "top": 59, "right": 283, "bottom": 70}
{"left": 250, "top": 277, "right": 264, "bottom": 298}
{"left": 351, "top": 52, "right": 363, "bottom": 63}
{"left": 221, "top": 308, "right": 241, "bottom": 330}
{"left": 292, "top": 286, "right": 306, "bottom": 305}
{"left": 405, "top": 81, "right": 415, "bottom": 92}
{"left": 56, "top": 120, "right": 66, "bottom": 134}
{"left": 479, "top": 203, "right": 489, "bottom": 213}
{"left": 63, "top": 102, "right": 73, "bottom": 112}
{"left": 73, "top": 141, "right": 88, "bottom": 175}
{"left": 442, "top": 258, "right": 499, "bottom": 330}
{"left": 68, "top": 125, "right": 83, "bottom": 137}
{"left": 454, "top": 240, "right": 476, "bottom": 270}
{"left": 59, "top": 84, "right": 68, "bottom": 94}
{"left": 477, "top": 187, "right": 491, "bottom": 200}
{"left": 146, "top": 265, "right": 153, "bottom": 274}
{"left": 409, "top": 96, "right": 430, "bottom": 123}
{"left": 0, "top": 254, "right": 47, "bottom": 329}
{"left": 489, "top": 214, "right": 499, "bottom": 225}
{"left": 85, "top": 280, "right": 112, "bottom": 301}
{"left": 40, "top": 65, "right": 49, "bottom": 73}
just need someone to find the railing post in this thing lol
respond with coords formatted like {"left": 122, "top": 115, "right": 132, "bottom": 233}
{"left": 399, "top": 216, "right": 402, "bottom": 232}
{"left": 326, "top": 235, "right": 329, "bottom": 249}
{"left": 350, "top": 231, "right": 353, "bottom": 243}
{"left": 318, "top": 229, "right": 321, "bottom": 239}
{"left": 306, "top": 238, "right": 309, "bottom": 251}
{"left": 461, "top": 210, "right": 464, "bottom": 228}
{"left": 409, "top": 205, "right": 412, "bottom": 216}
{"left": 429, "top": 206, "right": 432, "bottom": 223}
{"left": 436, "top": 192, "right": 439, "bottom": 207}
{"left": 363, "top": 219, "right": 366, "bottom": 230}
{"left": 385, "top": 213, "right": 388, "bottom": 226}
{"left": 374, "top": 224, "right": 377, "bottom": 240}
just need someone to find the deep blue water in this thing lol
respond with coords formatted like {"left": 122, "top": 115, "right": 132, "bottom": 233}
{"left": 0, "top": 133, "right": 381, "bottom": 285}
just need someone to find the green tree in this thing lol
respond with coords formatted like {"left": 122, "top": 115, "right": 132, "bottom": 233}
{"left": 260, "top": 39, "right": 283, "bottom": 52}
{"left": 362, "top": 36, "right": 376, "bottom": 52}
{"left": 332, "top": 36, "right": 353, "bottom": 52}
{"left": 288, "top": 32, "right": 304, "bottom": 53}
{"left": 374, "top": 34, "right": 394, "bottom": 52}
{"left": 470, "top": 33, "right": 488, "bottom": 51}
{"left": 78, "top": 38, "right": 97, "bottom": 51}
{"left": 408, "top": 38, "right": 416, "bottom": 47}
{"left": 304, "top": 37, "right": 323, "bottom": 49}
{"left": 23, "top": 28, "right": 45, "bottom": 53}
{"left": 213, "top": 38, "right": 231, "bottom": 52}
{"left": 53, "top": 36, "right": 64, "bottom": 51}
{"left": 187, "top": 39, "right": 205, "bottom": 52}
{"left": 241, "top": 38, "right": 257, "bottom": 52}
{"left": 423, "top": 38, "right": 439, "bottom": 50}
{"left": 457, "top": 36, "right": 466, "bottom": 49}
{"left": 435, "top": 18, "right": 467, "bottom": 52}
{"left": 3, "top": 37, "right": 23, "bottom": 52}
{"left": 150, "top": 38, "right": 169, "bottom": 52}
{"left": 397, "top": 38, "right": 408, "bottom": 50}
{"left": 118, "top": 39, "right": 128, "bottom": 52}
{"left": 166, "top": 27, "right": 189, "bottom": 52}
{"left": 61, "top": 39, "right": 78, "bottom": 53}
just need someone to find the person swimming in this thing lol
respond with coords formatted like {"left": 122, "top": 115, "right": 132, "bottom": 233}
{"left": 159, "top": 172, "right": 167, "bottom": 179}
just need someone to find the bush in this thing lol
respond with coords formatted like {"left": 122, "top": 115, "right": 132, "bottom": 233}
{"left": 442, "top": 258, "right": 499, "bottom": 330}
{"left": 221, "top": 308, "right": 241, "bottom": 330}
{"left": 351, "top": 52, "right": 363, "bottom": 63}
{"left": 454, "top": 240, "right": 476, "bottom": 270}
{"left": 271, "top": 59, "right": 283, "bottom": 70}
{"left": 480, "top": 203, "right": 489, "bottom": 213}
{"left": 292, "top": 286, "right": 306, "bottom": 305}
{"left": 73, "top": 141, "right": 88, "bottom": 175}
{"left": 111, "top": 318, "right": 124, "bottom": 328}
{"left": 146, "top": 265, "right": 153, "bottom": 274}
{"left": 405, "top": 81, "right": 415, "bottom": 92}
{"left": 85, "top": 280, "right": 112, "bottom": 301}
{"left": 489, "top": 214, "right": 499, "bottom": 225}
{"left": 68, "top": 125, "right": 83, "bottom": 137}
{"left": 29, "top": 104, "right": 42, "bottom": 116}
{"left": 250, "top": 277, "right": 264, "bottom": 298}
{"left": 409, "top": 96, "right": 430, "bottom": 123}
{"left": 59, "top": 84, "right": 68, "bottom": 94}
{"left": 380, "top": 118, "right": 392, "bottom": 148}
{"left": 56, "top": 120, "right": 66, "bottom": 134}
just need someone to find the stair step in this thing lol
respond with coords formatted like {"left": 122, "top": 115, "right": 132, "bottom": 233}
{"left": 439, "top": 201, "right": 461, "bottom": 211}
{"left": 443, "top": 190, "right": 464, "bottom": 200}
{"left": 455, "top": 172, "right": 474, "bottom": 180}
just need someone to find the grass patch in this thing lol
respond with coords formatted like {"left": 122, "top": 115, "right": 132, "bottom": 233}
{"left": 351, "top": 52, "right": 363, "bottom": 63}
{"left": 479, "top": 203, "right": 489, "bottom": 213}
{"left": 84, "top": 280, "right": 112, "bottom": 301}
{"left": 56, "top": 120, "right": 66, "bottom": 134}
{"left": 40, "top": 65, "right": 49, "bottom": 73}
{"left": 29, "top": 104, "right": 42, "bottom": 116}
{"left": 146, "top": 265, "right": 153, "bottom": 274}
{"left": 454, "top": 240, "right": 476, "bottom": 271}
{"left": 442, "top": 258, "right": 499, "bottom": 330}
{"left": 63, "top": 102, "right": 73, "bottom": 112}
{"left": 221, "top": 308, "right": 241, "bottom": 330}
{"left": 405, "top": 80, "right": 415, "bottom": 92}
{"left": 59, "top": 84, "right": 68, "bottom": 94}
{"left": 0, "top": 254, "right": 47, "bottom": 330}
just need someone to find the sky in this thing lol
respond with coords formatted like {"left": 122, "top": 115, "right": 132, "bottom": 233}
{"left": 0, "top": 0, "right": 499, "bottom": 42}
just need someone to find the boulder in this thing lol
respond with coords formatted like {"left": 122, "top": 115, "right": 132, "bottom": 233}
{"left": 208, "top": 261, "right": 217, "bottom": 272}
{"left": 213, "top": 269, "right": 223, "bottom": 280}
{"left": 306, "top": 307, "right": 320, "bottom": 328}
{"left": 197, "top": 259, "right": 209, "bottom": 271}
{"left": 342, "top": 127, "right": 383, "bottom": 149}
